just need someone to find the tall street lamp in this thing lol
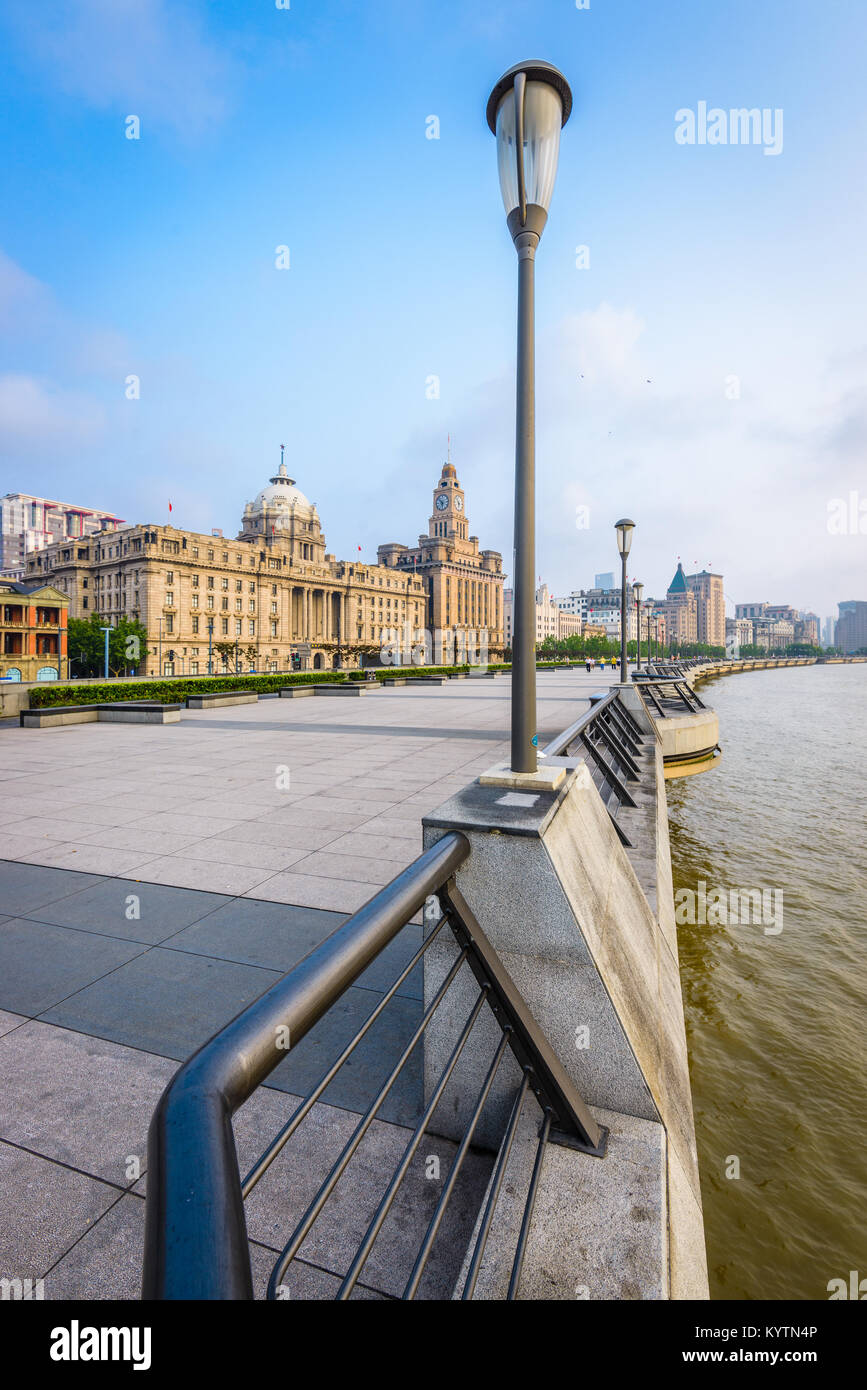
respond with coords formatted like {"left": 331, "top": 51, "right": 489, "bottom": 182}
{"left": 615, "top": 519, "right": 635, "bottom": 683}
{"left": 632, "top": 580, "right": 644, "bottom": 675}
{"left": 488, "top": 60, "right": 572, "bottom": 774}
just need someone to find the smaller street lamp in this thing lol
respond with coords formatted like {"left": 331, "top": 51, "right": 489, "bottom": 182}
{"left": 632, "top": 580, "right": 644, "bottom": 675}
{"left": 99, "top": 625, "right": 111, "bottom": 681}
{"left": 615, "top": 519, "right": 635, "bottom": 684}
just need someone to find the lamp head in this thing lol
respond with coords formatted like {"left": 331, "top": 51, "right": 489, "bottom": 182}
{"left": 615, "top": 518, "right": 635, "bottom": 559}
{"left": 632, "top": 580, "right": 644, "bottom": 602}
{"left": 487, "top": 60, "right": 572, "bottom": 245}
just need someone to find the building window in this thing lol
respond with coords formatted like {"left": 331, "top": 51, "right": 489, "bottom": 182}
{"left": 248, "top": 600, "right": 255, "bottom": 613}
{"left": 235, "top": 620, "right": 242, "bottom": 636}
{"left": 192, "top": 595, "right": 199, "bottom": 609}
{"left": 221, "top": 618, "right": 228, "bottom": 635}
{"left": 165, "top": 592, "right": 174, "bottom": 606}
{"left": 221, "top": 597, "right": 228, "bottom": 610}
{"left": 192, "top": 617, "right": 199, "bottom": 634}
{"left": 235, "top": 598, "right": 242, "bottom": 611}
{"left": 191, "top": 661, "right": 199, "bottom": 674}
{"left": 221, "top": 577, "right": 229, "bottom": 590}
{"left": 249, "top": 620, "right": 255, "bottom": 637}
{"left": 207, "top": 595, "right": 214, "bottom": 609}
{"left": 165, "top": 616, "right": 174, "bottom": 633}
{"left": 166, "top": 572, "right": 174, "bottom": 584}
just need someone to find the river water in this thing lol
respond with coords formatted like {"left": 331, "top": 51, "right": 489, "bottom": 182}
{"left": 666, "top": 663, "right": 867, "bottom": 1301}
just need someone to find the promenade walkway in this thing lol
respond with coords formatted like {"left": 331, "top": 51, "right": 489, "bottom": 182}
{"left": 0, "top": 670, "right": 615, "bottom": 1299}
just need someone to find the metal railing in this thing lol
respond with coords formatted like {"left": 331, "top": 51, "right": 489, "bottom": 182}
{"left": 542, "top": 688, "right": 652, "bottom": 846}
{"left": 142, "top": 832, "right": 605, "bottom": 1302}
{"left": 631, "top": 677, "right": 706, "bottom": 717}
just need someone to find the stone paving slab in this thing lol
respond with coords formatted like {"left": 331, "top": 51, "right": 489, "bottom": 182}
{"left": 0, "top": 1141, "right": 122, "bottom": 1277}
{"left": 25, "top": 877, "right": 229, "bottom": 945}
{"left": 0, "top": 1021, "right": 176, "bottom": 1184}
{"left": 0, "top": 918, "right": 149, "bottom": 1016}
{"left": 41, "top": 946, "right": 283, "bottom": 1060}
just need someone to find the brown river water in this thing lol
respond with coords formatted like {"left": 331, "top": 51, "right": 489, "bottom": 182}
{"left": 666, "top": 662, "right": 867, "bottom": 1301}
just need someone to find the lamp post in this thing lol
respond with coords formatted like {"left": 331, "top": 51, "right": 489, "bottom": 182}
{"left": 207, "top": 619, "right": 214, "bottom": 676}
{"left": 615, "top": 520, "right": 635, "bottom": 684}
{"left": 632, "top": 580, "right": 643, "bottom": 676}
{"left": 157, "top": 617, "right": 163, "bottom": 678}
{"left": 488, "top": 60, "right": 572, "bottom": 774}
{"left": 100, "top": 625, "right": 111, "bottom": 680}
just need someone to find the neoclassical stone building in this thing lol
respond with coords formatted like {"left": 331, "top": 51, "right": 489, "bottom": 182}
{"left": 26, "top": 461, "right": 428, "bottom": 675}
{"left": 377, "top": 460, "right": 505, "bottom": 660}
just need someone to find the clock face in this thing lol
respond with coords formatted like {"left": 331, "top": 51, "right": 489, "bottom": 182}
{"left": 435, "top": 494, "right": 448, "bottom": 510}
{"left": 455, "top": 495, "right": 463, "bottom": 510}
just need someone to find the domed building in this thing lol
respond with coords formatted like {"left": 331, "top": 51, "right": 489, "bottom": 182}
{"left": 29, "top": 453, "right": 428, "bottom": 676}
{"left": 239, "top": 461, "right": 326, "bottom": 565}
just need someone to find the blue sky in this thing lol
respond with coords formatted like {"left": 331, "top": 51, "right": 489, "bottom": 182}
{"left": 1, "top": 0, "right": 865, "bottom": 619}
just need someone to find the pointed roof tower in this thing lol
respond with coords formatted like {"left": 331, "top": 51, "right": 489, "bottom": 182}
{"left": 667, "top": 561, "right": 688, "bottom": 595}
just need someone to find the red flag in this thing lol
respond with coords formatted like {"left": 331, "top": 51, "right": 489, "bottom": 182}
{"left": 168, "top": 501, "right": 172, "bottom": 512}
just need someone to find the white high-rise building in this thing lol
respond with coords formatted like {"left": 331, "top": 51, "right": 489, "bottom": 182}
{"left": 0, "top": 493, "right": 124, "bottom": 580}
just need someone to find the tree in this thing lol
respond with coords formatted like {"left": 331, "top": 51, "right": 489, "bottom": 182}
{"left": 67, "top": 613, "right": 149, "bottom": 677}
{"left": 214, "top": 641, "right": 236, "bottom": 672}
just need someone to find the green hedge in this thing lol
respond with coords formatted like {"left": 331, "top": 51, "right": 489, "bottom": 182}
{"left": 28, "top": 663, "right": 514, "bottom": 708}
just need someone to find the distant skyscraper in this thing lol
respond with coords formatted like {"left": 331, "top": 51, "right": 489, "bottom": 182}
{"left": 835, "top": 601, "right": 867, "bottom": 653}
{"left": 594, "top": 571, "right": 615, "bottom": 590}
{"left": 0, "top": 492, "right": 124, "bottom": 580}
{"left": 685, "top": 569, "right": 725, "bottom": 647}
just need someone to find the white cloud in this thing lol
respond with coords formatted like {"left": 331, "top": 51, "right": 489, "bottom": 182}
{"left": 4, "top": 0, "right": 232, "bottom": 138}
{"left": 0, "top": 374, "right": 106, "bottom": 449}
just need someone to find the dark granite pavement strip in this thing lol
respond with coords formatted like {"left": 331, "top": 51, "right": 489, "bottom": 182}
{"left": 22, "top": 875, "right": 235, "bottom": 945}
{"left": 0, "top": 918, "right": 151, "bottom": 1017}
{"left": 39, "top": 947, "right": 285, "bottom": 1060}
{"left": 0, "top": 860, "right": 107, "bottom": 916}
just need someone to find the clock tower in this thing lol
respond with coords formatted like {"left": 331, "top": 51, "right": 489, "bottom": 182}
{"left": 429, "top": 461, "right": 467, "bottom": 541}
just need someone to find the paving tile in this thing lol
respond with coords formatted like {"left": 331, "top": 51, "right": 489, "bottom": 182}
{"left": 0, "top": 1008, "right": 26, "bottom": 1037}
{"left": 77, "top": 826, "right": 205, "bottom": 857}
{"left": 0, "top": 1022, "right": 175, "bottom": 1184}
{"left": 122, "top": 856, "right": 277, "bottom": 896}
{"left": 0, "top": 1141, "right": 121, "bottom": 1276}
{"left": 170, "top": 837, "right": 311, "bottom": 872}
{"left": 214, "top": 820, "right": 341, "bottom": 851}
{"left": 310, "top": 831, "right": 419, "bottom": 864}
{"left": 0, "top": 860, "right": 105, "bottom": 915}
{"left": 17, "top": 844, "right": 158, "bottom": 876}
{"left": 42, "top": 947, "right": 281, "bottom": 1061}
{"left": 0, "top": 919, "right": 148, "bottom": 1016}
{"left": 358, "top": 814, "right": 424, "bottom": 842}
{"left": 288, "top": 850, "right": 409, "bottom": 886}
{"left": 130, "top": 812, "right": 246, "bottom": 838}
{"left": 165, "top": 897, "right": 344, "bottom": 973}
{"left": 26, "top": 877, "right": 228, "bottom": 945}
{"left": 265, "top": 985, "right": 423, "bottom": 1127}
{"left": 246, "top": 872, "right": 374, "bottom": 914}
{"left": 43, "top": 1192, "right": 145, "bottom": 1300}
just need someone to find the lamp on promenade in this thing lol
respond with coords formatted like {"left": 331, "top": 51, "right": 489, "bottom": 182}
{"left": 100, "top": 625, "right": 111, "bottom": 681}
{"left": 615, "top": 519, "right": 635, "bottom": 684}
{"left": 487, "top": 60, "right": 572, "bottom": 773}
{"left": 632, "top": 580, "right": 644, "bottom": 675}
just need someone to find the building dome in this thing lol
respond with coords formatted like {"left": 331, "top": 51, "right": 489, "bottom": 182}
{"left": 252, "top": 461, "right": 312, "bottom": 513}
